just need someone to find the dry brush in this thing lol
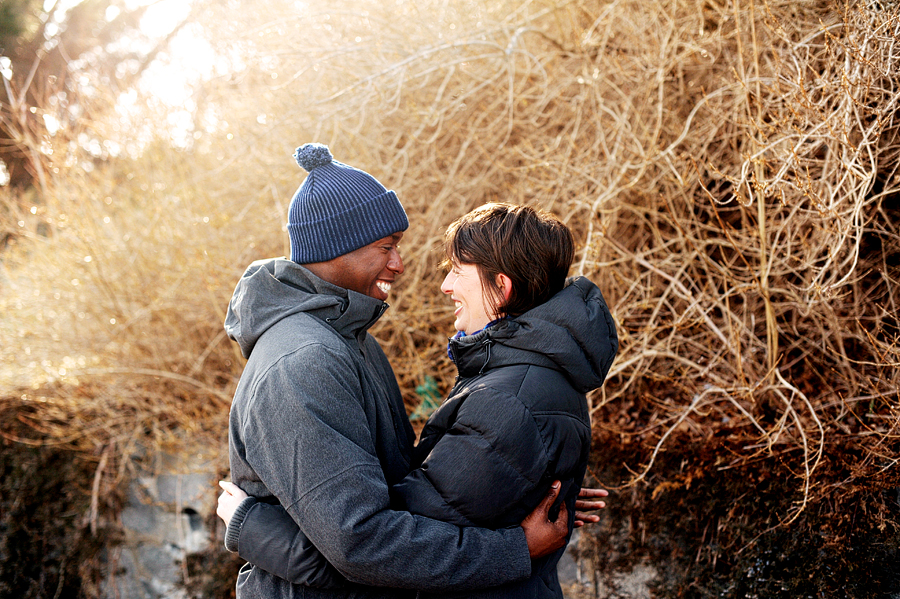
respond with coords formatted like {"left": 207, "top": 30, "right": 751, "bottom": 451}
{"left": 0, "top": 0, "right": 898, "bottom": 584}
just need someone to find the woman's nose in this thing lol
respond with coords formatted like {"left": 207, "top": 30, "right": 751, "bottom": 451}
{"left": 440, "top": 271, "right": 455, "bottom": 294}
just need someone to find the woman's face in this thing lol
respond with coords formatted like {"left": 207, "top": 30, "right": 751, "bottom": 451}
{"left": 441, "top": 262, "right": 499, "bottom": 335}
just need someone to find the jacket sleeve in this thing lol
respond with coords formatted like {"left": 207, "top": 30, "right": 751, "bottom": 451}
{"left": 226, "top": 499, "right": 346, "bottom": 588}
{"left": 391, "top": 386, "right": 555, "bottom": 528}
{"left": 239, "top": 342, "right": 532, "bottom": 591}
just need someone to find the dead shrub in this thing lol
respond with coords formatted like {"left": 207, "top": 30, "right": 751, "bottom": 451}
{"left": 0, "top": 2, "right": 898, "bottom": 591}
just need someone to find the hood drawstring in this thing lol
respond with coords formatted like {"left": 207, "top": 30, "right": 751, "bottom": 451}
{"left": 447, "top": 329, "right": 465, "bottom": 363}
{"left": 447, "top": 317, "right": 505, "bottom": 365}
{"left": 479, "top": 338, "right": 493, "bottom": 375}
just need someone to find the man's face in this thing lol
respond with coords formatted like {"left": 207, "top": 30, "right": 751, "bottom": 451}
{"left": 330, "top": 232, "right": 405, "bottom": 301}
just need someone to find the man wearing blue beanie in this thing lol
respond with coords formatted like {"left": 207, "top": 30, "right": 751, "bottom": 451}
{"left": 220, "top": 144, "right": 570, "bottom": 598}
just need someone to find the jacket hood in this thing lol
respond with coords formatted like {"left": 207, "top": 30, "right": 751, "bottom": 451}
{"left": 224, "top": 258, "right": 388, "bottom": 358}
{"left": 449, "top": 276, "right": 618, "bottom": 393}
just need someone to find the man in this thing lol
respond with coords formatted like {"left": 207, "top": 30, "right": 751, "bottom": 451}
{"left": 222, "top": 143, "right": 583, "bottom": 598}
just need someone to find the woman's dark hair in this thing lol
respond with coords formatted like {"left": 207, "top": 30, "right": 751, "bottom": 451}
{"left": 443, "top": 203, "right": 575, "bottom": 318}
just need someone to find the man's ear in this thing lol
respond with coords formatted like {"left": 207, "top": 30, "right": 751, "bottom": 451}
{"left": 496, "top": 273, "right": 513, "bottom": 304}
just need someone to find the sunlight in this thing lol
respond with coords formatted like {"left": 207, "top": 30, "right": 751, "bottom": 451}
{"left": 116, "top": 0, "right": 227, "bottom": 147}
{"left": 136, "top": 0, "right": 205, "bottom": 106}
{"left": 38, "top": 0, "right": 212, "bottom": 113}
{"left": 138, "top": 0, "right": 192, "bottom": 38}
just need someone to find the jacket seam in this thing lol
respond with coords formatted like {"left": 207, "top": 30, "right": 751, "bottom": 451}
{"left": 454, "top": 392, "right": 545, "bottom": 487}
{"left": 283, "top": 462, "right": 386, "bottom": 512}
{"left": 241, "top": 339, "right": 359, "bottom": 451}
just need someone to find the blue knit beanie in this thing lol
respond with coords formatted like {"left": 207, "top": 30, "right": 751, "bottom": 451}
{"left": 287, "top": 143, "right": 409, "bottom": 264}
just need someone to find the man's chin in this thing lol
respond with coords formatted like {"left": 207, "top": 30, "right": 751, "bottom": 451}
{"left": 372, "top": 282, "right": 393, "bottom": 300}
{"left": 369, "top": 288, "right": 389, "bottom": 301}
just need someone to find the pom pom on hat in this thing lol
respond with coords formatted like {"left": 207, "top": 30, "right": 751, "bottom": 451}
{"left": 293, "top": 143, "right": 333, "bottom": 172}
{"left": 287, "top": 143, "right": 409, "bottom": 264}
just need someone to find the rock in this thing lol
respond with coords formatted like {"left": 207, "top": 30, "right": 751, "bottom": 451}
{"left": 102, "top": 452, "right": 216, "bottom": 599}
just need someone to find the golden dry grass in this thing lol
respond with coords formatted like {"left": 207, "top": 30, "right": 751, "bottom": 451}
{"left": 1, "top": 0, "right": 898, "bottom": 531}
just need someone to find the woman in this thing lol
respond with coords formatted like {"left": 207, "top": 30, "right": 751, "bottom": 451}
{"left": 219, "top": 203, "right": 618, "bottom": 598}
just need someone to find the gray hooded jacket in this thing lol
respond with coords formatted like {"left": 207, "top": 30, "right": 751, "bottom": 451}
{"left": 225, "top": 258, "right": 532, "bottom": 599}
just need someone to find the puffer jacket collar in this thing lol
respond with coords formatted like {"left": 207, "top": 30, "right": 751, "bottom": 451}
{"left": 448, "top": 276, "right": 618, "bottom": 393}
{"left": 225, "top": 257, "right": 388, "bottom": 358}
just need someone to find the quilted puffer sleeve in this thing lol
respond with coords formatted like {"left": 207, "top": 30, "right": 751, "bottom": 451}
{"left": 391, "top": 387, "right": 551, "bottom": 528}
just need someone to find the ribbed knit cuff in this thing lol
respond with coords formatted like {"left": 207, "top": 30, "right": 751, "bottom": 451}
{"left": 510, "top": 525, "right": 533, "bottom": 579}
{"left": 224, "top": 496, "right": 257, "bottom": 553}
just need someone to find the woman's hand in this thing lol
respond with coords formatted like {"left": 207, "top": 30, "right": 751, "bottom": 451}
{"left": 217, "top": 480, "right": 249, "bottom": 526}
{"left": 573, "top": 487, "right": 608, "bottom": 528}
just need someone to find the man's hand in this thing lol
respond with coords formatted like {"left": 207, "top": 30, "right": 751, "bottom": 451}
{"left": 520, "top": 481, "right": 569, "bottom": 559}
{"left": 574, "top": 487, "right": 608, "bottom": 528}
{"left": 217, "top": 480, "right": 249, "bottom": 526}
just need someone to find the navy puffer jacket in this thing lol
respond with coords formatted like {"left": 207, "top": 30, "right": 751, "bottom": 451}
{"left": 391, "top": 276, "right": 618, "bottom": 598}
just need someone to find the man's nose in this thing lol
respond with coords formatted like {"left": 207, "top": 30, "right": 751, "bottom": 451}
{"left": 388, "top": 248, "right": 404, "bottom": 274}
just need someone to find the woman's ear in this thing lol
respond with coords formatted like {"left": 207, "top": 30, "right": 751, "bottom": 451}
{"left": 496, "top": 273, "right": 513, "bottom": 305}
